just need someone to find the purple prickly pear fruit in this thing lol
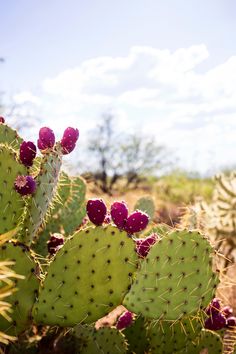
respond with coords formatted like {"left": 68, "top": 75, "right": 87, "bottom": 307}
{"left": 135, "top": 233, "right": 158, "bottom": 257}
{"left": 0, "top": 116, "right": 5, "bottom": 124}
{"left": 206, "top": 298, "right": 221, "bottom": 316}
{"left": 116, "top": 311, "right": 133, "bottom": 330}
{"left": 86, "top": 199, "right": 107, "bottom": 226}
{"left": 124, "top": 210, "right": 149, "bottom": 234}
{"left": 222, "top": 306, "right": 233, "bottom": 318}
{"left": 104, "top": 213, "right": 111, "bottom": 224}
{"left": 204, "top": 313, "right": 226, "bottom": 331}
{"left": 227, "top": 316, "right": 236, "bottom": 328}
{"left": 14, "top": 175, "right": 36, "bottom": 196}
{"left": 47, "top": 233, "right": 64, "bottom": 255}
{"left": 37, "top": 127, "right": 55, "bottom": 150}
{"left": 110, "top": 201, "right": 128, "bottom": 229}
{"left": 19, "top": 141, "right": 37, "bottom": 167}
{"left": 60, "top": 127, "right": 79, "bottom": 154}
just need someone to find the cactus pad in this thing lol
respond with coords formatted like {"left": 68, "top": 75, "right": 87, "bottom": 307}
{"left": 34, "top": 173, "right": 86, "bottom": 255}
{"left": 124, "top": 316, "right": 148, "bottom": 354}
{"left": 22, "top": 151, "right": 62, "bottom": 244}
{"left": 0, "top": 145, "right": 27, "bottom": 234}
{"left": 184, "top": 329, "right": 223, "bottom": 353}
{"left": 134, "top": 196, "right": 155, "bottom": 220}
{"left": 123, "top": 230, "right": 219, "bottom": 320}
{"left": 0, "top": 241, "right": 40, "bottom": 335}
{"left": 79, "top": 327, "right": 128, "bottom": 354}
{"left": 0, "top": 124, "right": 23, "bottom": 149}
{"left": 148, "top": 316, "right": 202, "bottom": 353}
{"left": 33, "top": 225, "right": 138, "bottom": 326}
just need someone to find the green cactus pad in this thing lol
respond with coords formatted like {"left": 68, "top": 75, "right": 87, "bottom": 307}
{"left": 0, "top": 144, "right": 27, "bottom": 234}
{"left": 80, "top": 327, "right": 128, "bottom": 354}
{"left": 0, "top": 242, "right": 40, "bottom": 335}
{"left": 61, "top": 175, "right": 86, "bottom": 234}
{"left": 183, "top": 329, "right": 223, "bottom": 353}
{"left": 134, "top": 196, "right": 155, "bottom": 220}
{"left": 21, "top": 151, "right": 62, "bottom": 245}
{"left": 33, "top": 225, "right": 138, "bottom": 326}
{"left": 0, "top": 124, "right": 23, "bottom": 149}
{"left": 148, "top": 316, "right": 202, "bottom": 354}
{"left": 124, "top": 316, "right": 148, "bottom": 354}
{"left": 123, "top": 230, "right": 219, "bottom": 320}
{"left": 34, "top": 173, "right": 86, "bottom": 256}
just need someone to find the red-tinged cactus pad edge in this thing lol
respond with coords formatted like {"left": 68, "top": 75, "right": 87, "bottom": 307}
{"left": 33, "top": 225, "right": 138, "bottom": 326}
{"left": 0, "top": 145, "right": 27, "bottom": 233}
{"left": 123, "top": 230, "right": 219, "bottom": 320}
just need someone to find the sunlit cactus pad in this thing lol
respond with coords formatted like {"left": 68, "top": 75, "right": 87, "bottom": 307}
{"left": 123, "top": 230, "right": 219, "bottom": 320}
{"left": 0, "top": 241, "right": 40, "bottom": 335}
{"left": 0, "top": 145, "right": 27, "bottom": 234}
{"left": 33, "top": 225, "right": 138, "bottom": 326}
{"left": 0, "top": 124, "right": 23, "bottom": 149}
{"left": 22, "top": 151, "right": 62, "bottom": 244}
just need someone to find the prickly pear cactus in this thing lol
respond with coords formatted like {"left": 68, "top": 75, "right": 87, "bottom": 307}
{"left": 33, "top": 225, "right": 138, "bottom": 326}
{"left": 78, "top": 327, "right": 128, "bottom": 354}
{"left": 184, "top": 329, "right": 223, "bottom": 354}
{"left": 123, "top": 316, "right": 148, "bottom": 354}
{"left": 134, "top": 196, "right": 155, "bottom": 220}
{"left": 0, "top": 242, "right": 40, "bottom": 335}
{"left": 147, "top": 316, "right": 202, "bottom": 353}
{"left": 21, "top": 150, "right": 62, "bottom": 245}
{"left": 123, "top": 230, "right": 219, "bottom": 320}
{"left": 34, "top": 172, "right": 86, "bottom": 256}
{"left": 0, "top": 124, "right": 23, "bottom": 149}
{"left": 0, "top": 145, "right": 27, "bottom": 234}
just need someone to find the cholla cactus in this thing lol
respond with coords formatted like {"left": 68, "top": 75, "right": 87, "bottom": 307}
{"left": 203, "top": 173, "right": 236, "bottom": 265}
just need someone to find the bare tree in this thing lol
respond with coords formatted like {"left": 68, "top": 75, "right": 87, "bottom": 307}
{"left": 82, "top": 113, "right": 169, "bottom": 194}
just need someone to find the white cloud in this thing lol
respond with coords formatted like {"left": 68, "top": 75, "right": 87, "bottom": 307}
{"left": 13, "top": 91, "right": 41, "bottom": 105}
{"left": 13, "top": 44, "right": 236, "bottom": 174}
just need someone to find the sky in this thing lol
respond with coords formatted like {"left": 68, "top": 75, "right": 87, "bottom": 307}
{"left": 1, "top": 0, "right": 236, "bottom": 175}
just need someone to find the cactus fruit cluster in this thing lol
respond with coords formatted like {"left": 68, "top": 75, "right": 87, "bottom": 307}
{"left": 0, "top": 117, "right": 235, "bottom": 353}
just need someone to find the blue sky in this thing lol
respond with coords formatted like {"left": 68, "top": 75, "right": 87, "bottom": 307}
{"left": 1, "top": 0, "right": 236, "bottom": 174}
